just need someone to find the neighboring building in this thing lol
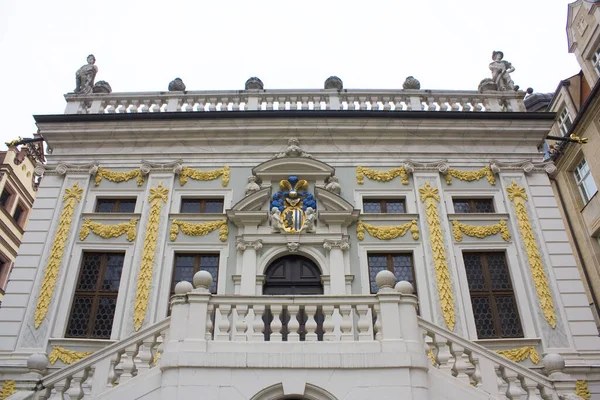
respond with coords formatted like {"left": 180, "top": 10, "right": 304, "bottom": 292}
{"left": 0, "top": 137, "right": 43, "bottom": 304}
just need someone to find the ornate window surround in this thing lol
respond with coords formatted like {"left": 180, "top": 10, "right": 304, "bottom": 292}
{"left": 353, "top": 188, "right": 417, "bottom": 214}
{"left": 441, "top": 188, "right": 507, "bottom": 215}
{"left": 83, "top": 189, "right": 141, "bottom": 214}
{"left": 169, "top": 187, "right": 233, "bottom": 214}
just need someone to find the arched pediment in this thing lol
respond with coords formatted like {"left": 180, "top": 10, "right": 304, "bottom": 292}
{"left": 226, "top": 187, "right": 270, "bottom": 227}
{"left": 315, "top": 187, "right": 359, "bottom": 227}
{"left": 253, "top": 157, "right": 334, "bottom": 181}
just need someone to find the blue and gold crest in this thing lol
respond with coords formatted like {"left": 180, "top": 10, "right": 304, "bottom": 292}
{"left": 271, "top": 176, "right": 316, "bottom": 233}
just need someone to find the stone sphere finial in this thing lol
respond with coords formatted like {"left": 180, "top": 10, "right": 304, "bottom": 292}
{"left": 92, "top": 81, "right": 112, "bottom": 94}
{"left": 174, "top": 280, "right": 193, "bottom": 295}
{"left": 375, "top": 270, "right": 396, "bottom": 291}
{"left": 168, "top": 78, "right": 186, "bottom": 91}
{"left": 27, "top": 353, "right": 49, "bottom": 372}
{"left": 543, "top": 353, "right": 565, "bottom": 375}
{"left": 193, "top": 270, "right": 213, "bottom": 290}
{"left": 324, "top": 76, "right": 343, "bottom": 90}
{"left": 395, "top": 281, "right": 414, "bottom": 295}
{"left": 403, "top": 76, "right": 421, "bottom": 90}
{"left": 245, "top": 77, "right": 264, "bottom": 90}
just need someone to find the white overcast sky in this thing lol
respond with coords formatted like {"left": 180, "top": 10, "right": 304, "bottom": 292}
{"left": 0, "top": 0, "right": 581, "bottom": 147}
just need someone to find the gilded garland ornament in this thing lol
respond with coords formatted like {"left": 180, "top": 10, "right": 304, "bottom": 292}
{"left": 427, "top": 349, "right": 436, "bottom": 366}
{"left": 34, "top": 182, "right": 83, "bottom": 328}
{"left": 444, "top": 166, "right": 495, "bottom": 185}
{"left": 0, "top": 380, "right": 16, "bottom": 400}
{"left": 95, "top": 167, "right": 145, "bottom": 186}
{"left": 179, "top": 166, "right": 230, "bottom": 187}
{"left": 134, "top": 184, "right": 168, "bottom": 331}
{"left": 356, "top": 166, "right": 409, "bottom": 185}
{"left": 452, "top": 220, "right": 510, "bottom": 242}
{"left": 357, "top": 220, "right": 419, "bottom": 241}
{"left": 170, "top": 220, "right": 228, "bottom": 242}
{"left": 495, "top": 346, "right": 539, "bottom": 364}
{"left": 575, "top": 380, "right": 591, "bottom": 400}
{"left": 49, "top": 346, "right": 94, "bottom": 365}
{"left": 80, "top": 218, "right": 138, "bottom": 241}
{"left": 419, "top": 182, "right": 455, "bottom": 331}
{"left": 507, "top": 181, "right": 556, "bottom": 328}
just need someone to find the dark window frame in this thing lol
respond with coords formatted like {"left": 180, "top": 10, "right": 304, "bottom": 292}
{"left": 65, "top": 252, "right": 125, "bottom": 339}
{"left": 12, "top": 202, "right": 27, "bottom": 227}
{"left": 452, "top": 198, "right": 495, "bottom": 213}
{"left": 0, "top": 186, "right": 16, "bottom": 213}
{"left": 362, "top": 198, "right": 407, "bottom": 214}
{"left": 170, "top": 253, "right": 220, "bottom": 295}
{"left": 95, "top": 198, "right": 137, "bottom": 213}
{"left": 367, "top": 252, "right": 416, "bottom": 295}
{"left": 179, "top": 198, "right": 224, "bottom": 214}
{"left": 463, "top": 251, "right": 523, "bottom": 339}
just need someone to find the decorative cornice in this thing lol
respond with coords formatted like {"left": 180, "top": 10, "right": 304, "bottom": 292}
{"left": 170, "top": 219, "right": 228, "bottom": 242}
{"left": 323, "top": 238, "right": 350, "bottom": 251}
{"left": 80, "top": 218, "right": 138, "bottom": 241}
{"left": 495, "top": 346, "right": 539, "bottom": 364}
{"left": 49, "top": 346, "right": 94, "bottom": 365}
{"left": 452, "top": 220, "right": 510, "bottom": 242}
{"left": 236, "top": 239, "right": 263, "bottom": 251}
{"left": 490, "top": 159, "right": 557, "bottom": 176}
{"left": 506, "top": 180, "right": 556, "bottom": 328}
{"left": 36, "top": 161, "right": 98, "bottom": 176}
{"left": 357, "top": 220, "right": 419, "bottom": 241}
{"left": 178, "top": 166, "right": 230, "bottom": 186}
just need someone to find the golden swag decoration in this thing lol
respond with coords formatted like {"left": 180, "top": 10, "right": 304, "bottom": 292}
{"left": 170, "top": 219, "right": 228, "bottom": 242}
{"left": 179, "top": 166, "right": 230, "bottom": 187}
{"left": 356, "top": 166, "right": 409, "bottom": 185}
{"left": 507, "top": 181, "right": 556, "bottom": 328}
{"left": 49, "top": 346, "right": 94, "bottom": 365}
{"left": 153, "top": 350, "right": 161, "bottom": 366}
{"left": 444, "top": 166, "right": 495, "bottom": 186}
{"left": 356, "top": 220, "right": 419, "bottom": 241}
{"left": 575, "top": 380, "right": 591, "bottom": 400}
{"left": 452, "top": 220, "right": 510, "bottom": 242}
{"left": 0, "top": 381, "right": 16, "bottom": 400}
{"left": 495, "top": 346, "right": 540, "bottom": 364}
{"left": 34, "top": 183, "right": 83, "bottom": 328}
{"left": 419, "top": 182, "right": 455, "bottom": 331}
{"left": 134, "top": 184, "right": 169, "bottom": 331}
{"left": 427, "top": 349, "right": 436, "bottom": 366}
{"left": 95, "top": 167, "right": 144, "bottom": 186}
{"left": 80, "top": 218, "right": 138, "bottom": 242}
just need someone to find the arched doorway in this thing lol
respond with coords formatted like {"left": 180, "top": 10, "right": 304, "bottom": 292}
{"left": 263, "top": 255, "right": 323, "bottom": 295}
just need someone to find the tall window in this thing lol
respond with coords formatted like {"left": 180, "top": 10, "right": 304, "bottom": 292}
{"left": 463, "top": 252, "right": 523, "bottom": 339}
{"left": 453, "top": 198, "right": 495, "bottom": 213}
{"left": 0, "top": 191, "right": 10, "bottom": 208}
{"left": 66, "top": 253, "right": 124, "bottom": 339}
{"left": 367, "top": 253, "right": 414, "bottom": 294}
{"left": 171, "top": 254, "right": 219, "bottom": 294}
{"left": 575, "top": 158, "right": 598, "bottom": 204}
{"left": 363, "top": 199, "right": 406, "bottom": 213}
{"left": 558, "top": 108, "right": 573, "bottom": 136}
{"left": 95, "top": 198, "right": 136, "bottom": 213}
{"left": 180, "top": 198, "right": 224, "bottom": 213}
{"left": 593, "top": 47, "right": 600, "bottom": 76}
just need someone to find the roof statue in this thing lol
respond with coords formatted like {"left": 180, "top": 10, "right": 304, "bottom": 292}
{"left": 272, "top": 138, "right": 313, "bottom": 159}
{"left": 479, "top": 50, "right": 518, "bottom": 93}
{"left": 74, "top": 54, "right": 98, "bottom": 95}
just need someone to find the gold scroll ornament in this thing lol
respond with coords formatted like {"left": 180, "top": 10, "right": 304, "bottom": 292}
{"left": 0, "top": 381, "right": 16, "bottom": 400}
{"left": 419, "top": 182, "right": 455, "bottom": 331}
{"left": 134, "top": 184, "right": 168, "bottom": 331}
{"left": 170, "top": 220, "right": 228, "bottom": 242}
{"left": 34, "top": 183, "right": 83, "bottom": 328}
{"left": 444, "top": 166, "right": 495, "bottom": 186}
{"left": 179, "top": 166, "right": 230, "bottom": 187}
{"left": 356, "top": 166, "right": 409, "bottom": 185}
{"left": 507, "top": 181, "right": 556, "bottom": 328}
{"left": 95, "top": 167, "right": 145, "bottom": 186}
{"left": 495, "top": 346, "right": 539, "bottom": 364}
{"left": 49, "top": 346, "right": 94, "bottom": 365}
{"left": 357, "top": 220, "right": 419, "bottom": 241}
{"left": 452, "top": 220, "right": 510, "bottom": 242}
{"left": 80, "top": 219, "right": 138, "bottom": 242}
{"left": 575, "top": 380, "right": 591, "bottom": 400}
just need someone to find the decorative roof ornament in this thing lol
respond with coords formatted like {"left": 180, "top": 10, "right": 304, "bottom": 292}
{"left": 168, "top": 78, "right": 186, "bottom": 91}
{"left": 273, "top": 138, "right": 313, "bottom": 159}
{"left": 270, "top": 175, "right": 317, "bottom": 233}
{"left": 324, "top": 76, "right": 343, "bottom": 90}
{"left": 74, "top": 54, "right": 98, "bottom": 94}
{"left": 403, "top": 76, "right": 421, "bottom": 90}
{"left": 245, "top": 77, "right": 264, "bottom": 90}
{"left": 93, "top": 81, "right": 112, "bottom": 94}
{"left": 486, "top": 50, "right": 518, "bottom": 92}
{"left": 244, "top": 175, "right": 261, "bottom": 196}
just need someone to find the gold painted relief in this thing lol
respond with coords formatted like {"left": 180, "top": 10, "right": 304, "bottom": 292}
{"left": 495, "top": 346, "right": 539, "bottom": 364}
{"left": 49, "top": 346, "right": 94, "bottom": 365}
{"left": 95, "top": 167, "right": 145, "bottom": 186}
{"left": 444, "top": 166, "right": 495, "bottom": 185}
{"left": 357, "top": 220, "right": 419, "bottom": 241}
{"left": 452, "top": 220, "right": 510, "bottom": 242}
{"left": 0, "top": 381, "right": 16, "bottom": 399}
{"left": 356, "top": 166, "right": 409, "bottom": 185}
{"left": 179, "top": 166, "right": 230, "bottom": 187}
{"left": 170, "top": 220, "right": 228, "bottom": 242}
{"left": 79, "top": 219, "right": 138, "bottom": 241}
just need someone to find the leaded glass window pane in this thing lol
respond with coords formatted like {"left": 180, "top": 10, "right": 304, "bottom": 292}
{"left": 368, "top": 253, "right": 415, "bottom": 294}
{"left": 362, "top": 199, "right": 406, "bottom": 213}
{"left": 172, "top": 254, "right": 220, "bottom": 295}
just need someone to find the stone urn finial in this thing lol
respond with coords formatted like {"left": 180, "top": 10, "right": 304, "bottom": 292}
{"left": 403, "top": 76, "right": 421, "bottom": 90}
{"left": 324, "top": 76, "right": 343, "bottom": 90}
{"left": 168, "top": 78, "right": 186, "bottom": 91}
{"left": 245, "top": 77, "right": 264, "bottom": 90}
{"left": 93, "top": 80, "right": 112, "bottom": 94}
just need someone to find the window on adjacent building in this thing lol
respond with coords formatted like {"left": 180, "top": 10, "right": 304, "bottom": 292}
{"left": 0, "top": 191, "right": 10, "bottom": 208}
{"left": 463, "top": 252, "right": 523, "bottom": 339}
{"left": 180, "top": 198, "right": 224, "bottom": 213}
{"left": 593, "top": 48, "right": 600, "bottom": 76}
{"left": 12, "top": 203, "right": 26, "bottom": 227}
{"left": 95, "top": 198, "right": 136, "bottom": 213}
{"left": 65, "top": 252, "right": 125, "bottom": 339}
{"left": 574, "top": 158, "right": 598, "bottom": 204}
{"left": 0, "top": 254, "right": 11, "bottom": 295}
{"left": 453, "top": 198, "right": 495, "bottom": 213}
{"left": 558, "top": 107, "right": 573, "bottom": 136}
{"left": 171, "top": 253, "right": 219, "bottom": 294}
{"left": 363, "top": 199, "right": 406, "bottom": 213}
{"left": 367, "top": 253, "right": 415, "bottom": 294}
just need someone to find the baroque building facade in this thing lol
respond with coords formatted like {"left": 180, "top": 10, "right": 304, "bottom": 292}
{"left": 0, "top": 70, "right": 599, "bottom": 398}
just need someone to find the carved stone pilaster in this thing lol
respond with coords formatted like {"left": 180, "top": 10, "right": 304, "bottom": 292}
{"left": 323, "top": 238, "right": 350, "bottom": 251}
{"left": 236, "top": 239, "right": 263, "bottom": 252}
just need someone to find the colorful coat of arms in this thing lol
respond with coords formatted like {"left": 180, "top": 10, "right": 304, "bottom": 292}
{"left": 270, "top": 176, "right": 317, "bottom": 233}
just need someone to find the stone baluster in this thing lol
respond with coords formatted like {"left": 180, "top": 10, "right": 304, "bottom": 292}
{"left": 312, "top": 95, "right": 321, "bottom": 110}
{"left": 373, "top": 302, "right": 382, "bottom": 341}
{"left": 433, "top": 334, "right": 452, "bottom": 375}
{"left": 369, "top": 97, "right": 379, "bottom": 111}
{"left": 287, "top": 305, "right": 300, "bottom": 342}
{"left": 82, "top": 364, "right": 95, "bottom": 398}
{"left": 49, "top": 378, "right": 70, "bottom": 399}
{"left": 264, "top": 95, "right": 274, "bottom": 111}
{"left": 136, "top": 336, "right": 155, "bottom": 375}
{"left": 382, "top": 96, "right": 392, "bottom": 110}
{"left": 304, "top": 305, "right": 318, "bottom": 341}
{"left": 231, "top": 96, "right": 240, "bottom": 111}
{"left": 449, "top": 342, "right": 471, "bottom": 384}
{"left": 339, "top": 304, "right": 353, "bottom": 341}
{"left": 500, "top": 366, "right": 525, "bottom": 399}
{"left": 139, "top": 100, "right": 150, "bottom": 113}
{"left": 128, "top": 100, "right": 139, "bottom": 113}
{"left": 234, "top": 305, "right": 248, "bottom": 341}
{"left": 206, "top": 303, "right": 214, "bottom": 340}
{"left": 251, "top": 304, "right": 265, "bottom": 341}
{"left": 495, "top": 365, "right": 510, "bottom": 400}
{"left": 106, "top": 352, "right": 122, "bottom": 388}
{"left": 117, "top": 342, "right": 139, "bottom": 383}
{"left": 237, "top": 240, "right": 263, "bottom": 295}
{"left": 105, "top": 100, "right": 117, "bottom": 113}
{"left": 466, "top": 350, "right": 482, "bottom": 388}
{"left": 322, "top": 304, "right": 336, "bottom": 341}
{"left": 276, "top": 95, "right": 286, "bottom": 111}
{"left": 206, "top": 97, "right": 216, "bottom": 111}
{"left": 215, "top": 304, "right": 232, "bottom": 341}
{"left": 358, "top": 96, "right": 367, "bottom": 110}
{"left": 355, "top": 304, "right": 372, "bottom": 341}
{"left": 66, "top": 369, "right": 88, "bottom": 400}
{"left": 289, "top": 96, "right": 299, "bottom": 110}
{"left": 270, "top": 304, "right": 283, "bottom": 341}
{"left": 450, "top": 98, "right": 460, "bottom": 111}
{"left": 519, "top": 377, "right": 542, "bottom": 400}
